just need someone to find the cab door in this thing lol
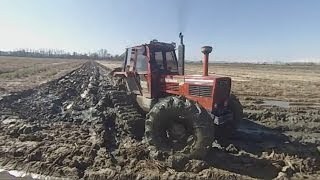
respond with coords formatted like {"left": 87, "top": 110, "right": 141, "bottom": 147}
{"left": 135, "top": 46, "right": 151, "bottom": 97}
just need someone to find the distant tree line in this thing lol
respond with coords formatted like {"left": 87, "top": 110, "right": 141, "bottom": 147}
{"left": 0, "top": 48, "right": 124, "bottom": 60}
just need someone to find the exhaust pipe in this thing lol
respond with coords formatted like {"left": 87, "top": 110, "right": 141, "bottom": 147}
{"left": 178, "top": 32, "right": 185, "bottom": 75}
{"left": 201, "top": 46, "right": 212, "bottom": 76}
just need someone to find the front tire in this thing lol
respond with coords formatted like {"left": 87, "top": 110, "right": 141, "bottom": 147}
{"left": 145, "top": 96, "right": 214, "bottom": 159}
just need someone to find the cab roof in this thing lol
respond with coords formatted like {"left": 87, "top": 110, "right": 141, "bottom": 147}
{"left": 130, "top": 41, "right": 175, "bottom": 52}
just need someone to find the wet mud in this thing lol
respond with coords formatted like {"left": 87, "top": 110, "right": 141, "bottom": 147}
{"left": 0, "top": 61, "right": 319, "bottom": 179}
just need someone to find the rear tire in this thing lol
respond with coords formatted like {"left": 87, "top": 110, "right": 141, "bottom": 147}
{"left": 215, "top": 94, "right": 243, "bottom": 138}
{"left": 145, "top": 96, "right": 214, "bottom": 159}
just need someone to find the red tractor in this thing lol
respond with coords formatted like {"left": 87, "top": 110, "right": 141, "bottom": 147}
{"left": 111, "top": 33, "right": 243, "bottom": 159}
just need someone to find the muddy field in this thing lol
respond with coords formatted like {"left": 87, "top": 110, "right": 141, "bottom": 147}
{"left": 0, "top": 59, "right": 319, "bottom": 179}
{"left": 0, "top": 56, "right": 85, "bottom": 93}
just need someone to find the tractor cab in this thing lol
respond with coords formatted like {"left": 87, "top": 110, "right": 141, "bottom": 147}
{"left": 121, "top": 41, "right": 179, "bottom": 76}
{"left": 148, "top": 41, "right": 180, "bottom": 75}
{"left": 116, "top": 41, "right": 181, "bottom": 99}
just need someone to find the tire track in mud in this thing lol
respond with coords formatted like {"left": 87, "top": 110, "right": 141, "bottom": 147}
{"left": 0, "top": 61, "right": 319, "bottom": 179}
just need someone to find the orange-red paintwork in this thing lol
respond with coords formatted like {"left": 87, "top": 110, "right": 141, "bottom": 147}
{"left": 159, "top": 75, "right": 231, "bottom": 111}
{"left": 113, "top": 43, "right": 231, "bottom": 112}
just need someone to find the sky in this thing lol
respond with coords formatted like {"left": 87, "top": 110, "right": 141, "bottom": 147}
{"left": 0, "top": 0, "right": 320, "bottom": 62}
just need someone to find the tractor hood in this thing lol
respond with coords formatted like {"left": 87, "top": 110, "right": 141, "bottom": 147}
{"left": 159, "top": 74, "right": 232, "bottom": 111}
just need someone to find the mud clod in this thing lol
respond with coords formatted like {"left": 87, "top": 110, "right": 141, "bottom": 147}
{"left": 166, "top": 155, "right": 189, "bottom": 171}
{"left": 225, "top": 144, "right": 238, "bottom": 153}
{"left": 184, "top": 160, "right": 209, "bottom": 173}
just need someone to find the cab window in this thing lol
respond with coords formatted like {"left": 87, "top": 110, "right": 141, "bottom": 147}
{"left": 154, "top": 51, "right": 164, "bottom": 70}
{"left": 136, "top": 47, "right": 148, "bottom": 72}
{"left": 151, "top": 50, "right": 178, "bottom": 74}
{"left": 166, "top": 51, "right": 178, "bottom": 73}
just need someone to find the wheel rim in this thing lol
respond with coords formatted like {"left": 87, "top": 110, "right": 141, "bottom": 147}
{"left": 159, "top": 114, "right": 195, "bottom": 152}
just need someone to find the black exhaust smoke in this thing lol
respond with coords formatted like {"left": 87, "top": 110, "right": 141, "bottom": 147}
{"left": 178, "top": 32, "right": 185, "bottom": 75}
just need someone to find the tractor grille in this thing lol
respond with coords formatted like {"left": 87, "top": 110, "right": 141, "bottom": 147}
{"left": 189, "top": 85, "right": 212, "bottom": 97}
{"left": 160, "top": 82, "right": 179, "bottom": 91}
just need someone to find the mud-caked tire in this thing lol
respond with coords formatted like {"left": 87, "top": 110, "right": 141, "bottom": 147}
{"left": 145, "top": 96, "right": 214, "bottom": 159}
{"left": 215, "top": 94, "right": 243, "bottom": 138}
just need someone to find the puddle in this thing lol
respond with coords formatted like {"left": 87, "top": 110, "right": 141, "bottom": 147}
{"left": 262, "top": 100, "right": 290, "bottom": 108}
{"left": 238, "top": 121, "right": 276, "bottom": 135}
{"left": 255, "top": 99, "right": 318, "bottom": 108}
{"left": 0, "top": 168, "right": 67, "bottom": 180}
{"left": 0, "top": 93, "right": 9, "bottom": 101}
